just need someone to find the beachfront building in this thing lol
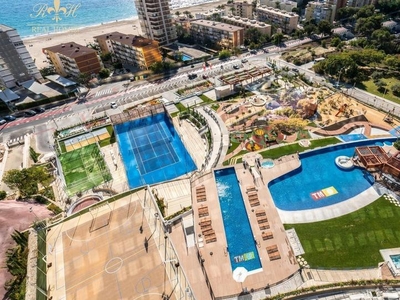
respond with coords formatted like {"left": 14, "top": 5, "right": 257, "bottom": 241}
{"left": 225, "top": 1, "right": 255, "bottom": 19}
{"left": 305, "top": 1, "right": 336, "bottom": 23}
{"left": 194, "top": 8, "right": 225, "bottom": 20}
{"left": 134, "top": 0, "right": 177, "bottom": 45}
{"left": 189, "top": 20, "right": 244, "bottom": 49}
{"left": 0, "top": 24, "right": 42, "bottom": 89}
{"left": 259, "top": 0, "right": 297, "bottom": 13}
{"left": 221, "top": 15, "right": 272, "bottom": 36}
{"left": 94, "top": 32, "right": 162, "bottom": 70}
{"left": 256, "top": 6, "right": 299, "bottom": 33}
{"left": 42, "top": 42, "right": 103, "bottom": 77}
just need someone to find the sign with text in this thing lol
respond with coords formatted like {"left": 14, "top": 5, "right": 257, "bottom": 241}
{"left": 310, "top": 186, "right": 338, "bottom": 201}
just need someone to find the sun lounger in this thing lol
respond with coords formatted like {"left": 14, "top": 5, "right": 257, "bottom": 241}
{"left": 250, "top": 200, "right": 260, "bottom": 207}
{"left": 269, "top": 251, "right": 281, "bottom": 261}
{"left": 199, "top": 218, "right": 211, "bottom": 227}
{"left": 259, "top": 222, "right": 270, "bottom": 230}
{"left": 203, "top": 228, "right": 215, "bottom": 237}
{"left": 255, "top": 210, "right": 266, "bottom": 217}
{"left": 197, "top": 195, "right": 207, "bottom": 203}
{"left": 266, "top": 245, "right": 278, "bottom": 254}
{"left": 262, "top": 231, "right": 273, "bottom": 240}
{"left": 246, "top": 186, "right": 257, "bottom": 193}
{"left": 257, "top": 216, "right": 268, "bottom": 224}
{"left": 205, "top": 234, "right": 217, "bottom": 244}
{"left": 198, "top": 206, "right": 209, "bottom": 217}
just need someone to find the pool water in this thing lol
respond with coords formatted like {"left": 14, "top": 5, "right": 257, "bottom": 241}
{"left": 339, "top": 134, "right": 367, "bottom": 142}
{"left": 262, "top": 160, "right": 275, "bottom": 168}
{"left": 268, "top": 139, "right": 395, "bottom": 211}
{"left": 182, "top": 53, "right": 192, "bottom": 61}
{"left": 115, "top": 113, "right": 196, "bottom": 188}
{"left": 215, "top": 168, "right": 262, "bottom": 272}
{"left": 390, "top": 254, "right": 400, "bottom": 269}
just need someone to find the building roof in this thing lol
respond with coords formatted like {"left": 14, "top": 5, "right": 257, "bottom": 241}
{"left": 43, "top": 42, "right": 97, "bottom": 58}
{"left": 94, "top": 32, "right": 158, "bottom": 48}
{"left": 222, "top": 15, "right": 272, "bottom": 29}
{"left": 0, "top": 88, "right": 20, "bottom": 103}
{"left": 46, "top": 75, "right": 77, "bottom": 87}
{"left": 0, "top": 24, "right": 14, "bottom": 32}
{"left": 22, "top": 80, "right": 54, "bottom": 95}
{"left": 190, "top": 20, "right": 244, "bottom": 32}
{"left": 257, "top": 6, "right": 298, "bottom": 17}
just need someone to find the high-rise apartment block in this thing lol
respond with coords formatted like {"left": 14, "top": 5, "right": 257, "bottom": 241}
{"left": 94, "top": 32, "right": 162, "bottom": 70}
{"left": 225, "top": 1, "right": 255, "bottom": 19}
{"left": 134, "top": 0, "right": 177, "bottom": 45}
{"left": 0, "top": 24, "right": 42, "bottom": 89}
{"left": 43, "top": 42, "right": 103, "bottom": 77}
{"left": 256, "top": 6, "right": 299, "bottom": 33}
{"left": 305, "top": 1, "right": 336, "bottom": 23}
{"left": 189, "top": 20, "right": 244, "bottom": 49}
{"left": 259, "top": 0, "right": 298, "bottom": 13}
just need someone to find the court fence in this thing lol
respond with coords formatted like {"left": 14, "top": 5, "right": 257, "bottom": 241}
{"left": 110, "top": 102, "right": 165, "bottom": 125}
{"left": 141, "top": 187, "right": 196, "bottom": 300}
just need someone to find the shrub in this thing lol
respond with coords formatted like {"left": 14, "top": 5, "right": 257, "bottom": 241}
{"left": 394, "top": 140, "right": 400, "bottom": 150}
{"left": 0, "top": 190, "right": 7, "bottom": 200}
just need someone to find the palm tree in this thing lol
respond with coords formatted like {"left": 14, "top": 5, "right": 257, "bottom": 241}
{"left": 183, "top": 10, "right": 190, "bottom": 18}
{"left": 175, "top": 11, "right": 181, "bottom": 17}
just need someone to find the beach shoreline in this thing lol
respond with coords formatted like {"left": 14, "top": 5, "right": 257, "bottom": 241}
{"left": 25, "top": 0, "right": 227, "bottom": 69}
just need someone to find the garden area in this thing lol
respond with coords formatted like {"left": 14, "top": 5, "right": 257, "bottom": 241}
{"left": 285, "top": 197, "right": 400, "bottom": 268}
{"left": 59, "top": 144, "right": 112, "bottom": 196}
{"left": 176, "top": 81, "right": 214, "bottom": 97}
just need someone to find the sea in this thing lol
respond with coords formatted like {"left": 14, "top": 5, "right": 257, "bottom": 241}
{"left": 0, "top": 0, "right": 137, "bottom": 38}
{"left": 0, "top": 0, "right": 217, "bottom": 39}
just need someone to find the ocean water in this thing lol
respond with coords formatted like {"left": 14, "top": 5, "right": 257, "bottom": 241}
{"left": 0, "top": 0, "right": 137, "bottom": 38}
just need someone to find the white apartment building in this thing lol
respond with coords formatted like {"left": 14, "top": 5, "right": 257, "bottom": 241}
{"left": 256, "top": 6, "right": 299, "bottom": 33}
{"left": 259, "top": 0, "right": 298, "bottom": 13}
{"left": 0, "top": 24, "right": 42, "bottom": 88}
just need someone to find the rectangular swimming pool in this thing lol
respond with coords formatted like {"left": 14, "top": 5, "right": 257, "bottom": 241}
{"left": 390, "top": 254, "right": 400, "bottom": 269}
{"left": 214, "top": 167, "right": 262, "bottom": 272}
{"left": 114, "top": 113, "right": 196, "bottom": 188}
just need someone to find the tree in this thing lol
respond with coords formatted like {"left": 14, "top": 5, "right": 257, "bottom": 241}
{"left": 77, "top": 72, "right": 90, "bottom": 87}
{"left": 330, "top": 36, "right": 342, "bottom": 47}
{"left": 317, "top": 20, "right": 333, "bottom": 36}
{"left": 3, "top": 167, "right": 52, "bottom": 198}
{"left": 219, "top": 50, "right": 231, "bottom": 60}
{"left": 375, "top": 79, "right": 387, "bottom": 92}
{"left": 391, "top": 83, "right": 400, "bottom": 96}
{"left": 39, "top": 66, "right": 55, "bottom": 77}
{"left": 86, "top": 42, "right": 100, "bottom": 51}
{"left": 4, "top": 230, "right": 29, "bottom": 299}
{"left": 98, "top": 68, "right": 111, "bottom": 79}
{"left": 272, "top": 33, "right": 284, "bottom": 45}
{"left": 100, "top": 52, "right": 112, "bottom": 61}
{"left": 303, "top": 24, "right": 317, "bottom": 36}
{"left": 175, "top": 11, "right": 181, "bottom": 17}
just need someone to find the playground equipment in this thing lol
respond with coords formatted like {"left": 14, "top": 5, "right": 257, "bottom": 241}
{"left": 335, "top": 103, "right": 348, "bottom": 117}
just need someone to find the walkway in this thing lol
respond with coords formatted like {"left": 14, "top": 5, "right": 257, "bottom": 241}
{"left": 312, "top": 120, "right": 394, "bottom": 137}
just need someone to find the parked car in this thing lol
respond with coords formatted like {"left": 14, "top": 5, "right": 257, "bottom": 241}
{"left": 233, "top": 64, "right": 240, "bottom": 69}
{"left": 110, "top": 101, "right": 118, "bottom": 109}
{"left": 250, "top": 49, "right": 257, "bottom": 54}
{"left": 241, "top": 59, "right": 248, "bottom": 63}
{"left": 34, "top": 107, "right": 45, "bottom": 113}
{"left": 24, "top": 110, "right": 36, "bottom": 117}
{"left": 188, "top": 74, "right": 197, "bottom": 80}
{"left": 4, "top": 115, "right": 16, "bottom": 122}
{"left": 202, "top": 74, "right": 208, "bottom": 79}
{"left": 0, "top": 119, "right": 6, "bottom": 125}
{"left": 291, "top": 68, "right": 299, "bottom": 73}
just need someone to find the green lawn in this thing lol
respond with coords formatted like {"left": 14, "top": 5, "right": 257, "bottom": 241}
{"left": 357, "top": 78, "right": 400, "bottom": 105}
{"left": 59, "top": 144, "right": 112, "bottom": 196}
{"left": 284, "top": 197, "right": 400, "bottom": 268}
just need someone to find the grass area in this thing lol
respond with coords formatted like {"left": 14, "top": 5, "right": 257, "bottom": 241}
{"left": 36, "top": 225, "right": 47, "bottom": 300}
{"left": 226, "top": 141, "right": 241, "bottom": 155}
{"left": 224, "top": 137, "right": 341, "bottom": 165}
{"left": 59, "top": 144, "right": 112, "bottom": 196}
{"left": 199, "top": 94, "right": 214, "bottom": 103}
{"left": 284, "top": 197, "right": 400, "bottom": 268}
{"left": 357, "top": 78, "right": 400, "bottom": 105}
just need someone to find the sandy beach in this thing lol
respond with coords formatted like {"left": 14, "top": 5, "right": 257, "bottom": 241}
{"left": 25, "top": 0, "right": 227, "bottom": 69}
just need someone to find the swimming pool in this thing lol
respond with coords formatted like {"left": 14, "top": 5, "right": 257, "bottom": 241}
{"left": 215, "top": 168, "right": 262, "bottom": 272}
{"left": 262, "top": 160, "right": 275, "bottom": 169}
{"left": 268, "top": 138, "right": 396, "bottom": 211}
{"left": 390, "top": 254, "right": 400, "bottom": 269}
{"left": 115, "top": 113, "right": 196, "bottom": 188}
{"left": 182, "top": 53, "right": 193, "bottom": 61}
{"left": 339, "top": 134, "right": 367, "bottom": 142}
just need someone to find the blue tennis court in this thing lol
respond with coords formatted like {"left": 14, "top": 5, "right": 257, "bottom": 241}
{"left": 114, "top": 113, "right": 196, "bottom": 188}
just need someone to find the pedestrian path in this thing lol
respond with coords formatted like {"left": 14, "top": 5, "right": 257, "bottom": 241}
{"left": 95, "top": 88, "right": 113, "bottom": 97}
